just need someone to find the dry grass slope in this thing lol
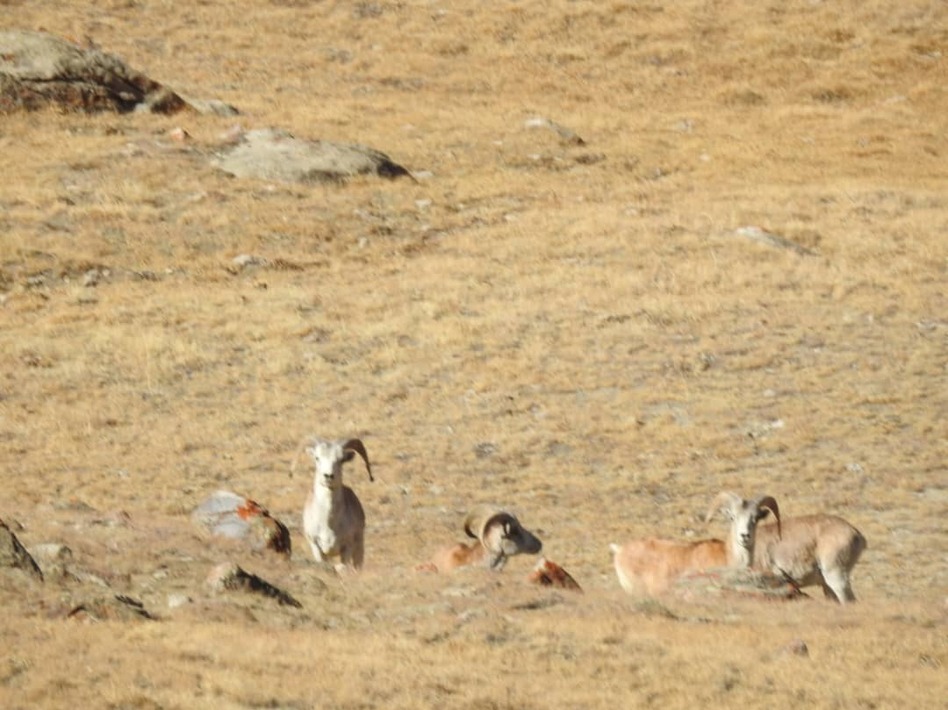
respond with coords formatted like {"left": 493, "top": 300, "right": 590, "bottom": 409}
{"left": 1, "top": 1, "right": 946, "bottom": 708}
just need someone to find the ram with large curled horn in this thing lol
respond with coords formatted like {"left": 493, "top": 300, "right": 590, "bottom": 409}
{"left": 417, "top": 504, "right": 543, "bottom": 573}
{"left": 295, "top": 436, "right": 373, "bottom": 571}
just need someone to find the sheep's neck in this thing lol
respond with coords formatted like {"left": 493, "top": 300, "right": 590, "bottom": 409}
{"left": 727, "top": 530, "right": 754, "bottom": 568}
{"left": 311, "top": 481, "right": 343, "bottom": 515}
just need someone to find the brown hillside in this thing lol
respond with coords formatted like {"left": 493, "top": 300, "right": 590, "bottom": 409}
{"left": 1, "top": 1, "right": 945, "bottom": 708}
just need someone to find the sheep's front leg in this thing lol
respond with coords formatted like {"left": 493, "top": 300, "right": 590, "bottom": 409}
{"left": 339, "top": 535, "right": 364, "bottom": 571}
{"left": 308, "top": 537, "right": 327, "bottom": 564}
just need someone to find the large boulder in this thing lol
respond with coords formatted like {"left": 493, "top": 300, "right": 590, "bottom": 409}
{"left": 192, "top": 490, "right": 291, "bottom": 556}
{"left": 0, "top": 30, "right": 235, "bottom": 115}
{"left": 213, "top": 127, "right": 413, "bottom": 184}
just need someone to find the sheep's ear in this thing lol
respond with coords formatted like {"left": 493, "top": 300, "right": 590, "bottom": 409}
{"left": 342, "top": 450, "right": 356, "bottom": 463}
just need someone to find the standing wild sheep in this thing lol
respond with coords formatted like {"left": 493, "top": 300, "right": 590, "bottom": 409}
{"left": 708, "top": 490, "right": 867, "bottom": 603}
{"left": 749, "top": 511, "right": 866, "bottom": 603}
{"left": 295, "top": 437, "right": 373, "bottom": 571}
{"left": 418, "top": 505, "right": 543, "bottom": 572}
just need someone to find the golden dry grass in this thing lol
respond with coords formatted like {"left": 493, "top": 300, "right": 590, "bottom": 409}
{"left": 1, "top": 0, "right": 946, "bottom": 707}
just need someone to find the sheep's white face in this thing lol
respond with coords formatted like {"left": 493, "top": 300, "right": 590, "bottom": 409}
{"left": 732, "top": 507, "right": 760, "bottom": 552}
{"left": 708, "top": 492, "right": 780, "bottom": 568}
{"left": 308, "top": 441, "right": 353, "bottom": 491}
{"left": 724, "top": 501, "right": 772, "bottom": 555}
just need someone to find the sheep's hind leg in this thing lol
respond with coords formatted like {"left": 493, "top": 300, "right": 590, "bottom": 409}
{"left": 821, "top": 568, "right": 856, "bottom": 604}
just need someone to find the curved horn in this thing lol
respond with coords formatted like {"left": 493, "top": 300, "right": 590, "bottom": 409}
{"left": 755, "top": 495, "right": 781, "bottom": 539}
{"left": 463, "top": 505, "right": 504, "bottom": 542}
{"left": 704, "top": 491, "right": 742, "bottom": 523}
{"left": 342, "top": 438, "right": 373, "bottom": 481}
{"left": 289, "top": 435, "right": 319, "bottom": 477}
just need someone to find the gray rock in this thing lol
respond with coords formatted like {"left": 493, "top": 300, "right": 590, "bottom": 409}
{"left": 778, "top": 639, "right": 810, "bottom": 657}
{"left": 524, "top": 116, "right": 586, "bottom": 145}
{"left": 28, "top": 542, "right": 73, "bottom": 564}
{"left": 206, "top": 561, "right": 303, "bottom": 608}
{"left": 733, "top": 225, "right": 817, "bottom": 256}
{"left": 167, "top": 593, "right": 193, "bottom": 610}
{"left": 212, "top": 128, "right": 412, "bottom": 184}
{"left": 66, "top": 594, "right": 156, "bottom": 622}
{"left": 27, "top": 542, "right": 72, "bottom": 579}
{"left": 0, "top": 30, "right": 236, "bottom": 115}
{"left": 192, "top": 490, "right": 291, "bottom": 556}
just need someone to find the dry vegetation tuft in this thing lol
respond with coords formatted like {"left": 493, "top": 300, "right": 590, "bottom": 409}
{"left": 1, "top": 1, "right": 946, "bottom": 707}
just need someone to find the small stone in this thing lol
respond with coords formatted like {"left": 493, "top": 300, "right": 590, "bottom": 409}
{"left": 167, "top": 593, "right": 192, "bottom": 609}
{"left": 524, "top": 116, "right": 585, "bottom": 145}
{"left": 82, "top": 269, "right": 101, "bottom": 287}
{"left": 779, "top": 639, "right": 809, "bottom": 658}
{"left": 231, "top": 254, "right": 267, "bottom": 270}
{"left": 168, "top": 127, "right": 190, "bottom": 142}
{"left": 474, "top": 442, "right": 497, "bottom": 459}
